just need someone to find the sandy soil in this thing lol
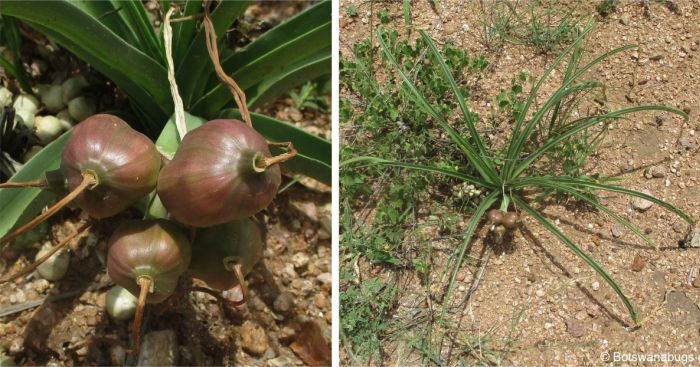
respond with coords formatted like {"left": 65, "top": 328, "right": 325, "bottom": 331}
{"left": 341, "top": 0, "right": 700, "bottom": 365}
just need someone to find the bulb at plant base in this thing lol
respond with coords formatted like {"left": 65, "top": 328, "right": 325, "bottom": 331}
{"left": 34, "top": 115, "right": 64, "bottom": 145}
{"left": 35, "top": 241, "right": 70, "bottom": 281}
{"left": 157, "top": 119, "right": 281, "bottom": 227}
{"left": 0, "top": 86, "right": 13, "bottom": 107}
{"left": 107, "top": 219, "right": 191, "bottom": 304}
{"left": 14, "top": 109, "right": 35, "bottom": 129}
{"left": 61, "top": 75, "right": 89, "bottom": 104}
{"left": 13, "top": 94, "right": 39, "bottom": 115}
{"left": 56, "top": 109, "right": 74, "bottom": 130}
{"left": 61, "top": 114, "right": 161, "bottom": 219}
{"left": 67, "top": 96, "right": 96, "bottom": 121}
{"left": 13, "top": 94, "right": 40, "bottom": 129}
{"left": 37, "top": 84, "right": 65, "bottom": 113}
{"left": 189, "top": 218, "right": 265, "bottom": 290}
{"left": 106, "top": 285, "right": 138, "bottom": 320}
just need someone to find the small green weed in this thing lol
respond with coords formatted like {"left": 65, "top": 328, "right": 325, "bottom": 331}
{"left": 596, "top": 0, "right": 619, "bottom": 16}
{"left": 378, "top": 9, "right": 392, "bottom": 24}
{"left": 480, "top": 1, "right": 580, "bottom": 53}
{"left": 345, "top": 6, "right": 358, "bottom": 17}
{"left": 340, "top": 277, "right": 397, "bottom": 363}
{"left": 289, "top": 82, "right": 328, "bottom": 112}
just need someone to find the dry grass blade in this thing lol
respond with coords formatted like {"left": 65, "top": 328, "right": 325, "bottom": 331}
{"left": 164, "top": 6, "right": 188, "bottom": 140}
{"left": 202, "top": 0, "right": 251, "bottom": 128}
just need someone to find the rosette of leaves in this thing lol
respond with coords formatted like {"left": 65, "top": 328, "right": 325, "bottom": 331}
{"left": 345, "top": 20, "right": 693, "bottom": 324}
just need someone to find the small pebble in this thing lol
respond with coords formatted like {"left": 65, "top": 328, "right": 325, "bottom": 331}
{"left": 620, "top": 13, "right": 630, "bottom": 25}
{"left": 686, "top": 229, "right": 700, "bottom": 248}
{"left": 137, "top": 329, "right": 178, "bottom": 366}
{"left": 316, "top": 272, "right": 332, "bottom": 292}
{"left": 631, "top": 190, "right": 654, "bottom": 211}
{"left": 611, "top": 224, "right": 623, "bottom": 238}
{"left": 566, "top": 318, "right": 585, "bottom": 338}
{"left": 591, "top": 281, "right": 600, "bottom": 291}
{"left": 240, "top": 321, "right": 269, "bottom": 356}
{"left": 273, "top": 292, "right": 294, "bottom": 313}
{"left": 291, "top": 252, "right": 310, "bottom": 269}
{"left": 631, "top": 255, "right": 645, "bottom": 272}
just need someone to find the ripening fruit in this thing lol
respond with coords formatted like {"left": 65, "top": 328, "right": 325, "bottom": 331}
{"left": 0, "top": 114, "right": 161, "bottom": 255}
{"left": 188, "top": 218, "right": 265, "bottom": 290}
{"left": 61, "top": 114, "right": 161, "bottom": 219}
{"left": 106, "top": 219, "right": 191, "bottom": 304}
{"left": 487, "top": 209, "right": 504, "bottom": 224}
{"left": 107, "top": 219, "right": 190, "bottom": 354}
{"left": 502, "top": 211, "right": 519, "bottom": 229}
{"left": 157, "top": 119, "right": 281, "bottom": 227}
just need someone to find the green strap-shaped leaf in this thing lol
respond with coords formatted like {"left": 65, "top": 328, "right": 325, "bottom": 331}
{"left": 219, "top": 110, "right": 331, "bottom": 185}
{"left": 207, "top": 0, "right": 331, "bottom": 93}
{"left": 119, "top": 0, "right": 165, "bottom": 64}
{"left": 504, "top": 18, "right": 595, "bottom": 166}
{"left": 176, "top": 0, "right": 250, "bottom": 107}
{"left": 154, "top": 111, "right": 206, "bottom": 158}
{"left": 377, "top": 27, "right": 501, "bottom": 186}
{"left": 513, "top": 195, "right": 638, "bottom": 323}
{"left": 515, "top": 176, "right": 694, "bottom": 225}
{"left": 420, "top": 30, "right": 493, "bottom": 173}
{"left": 521, "top": 177, "right": 656, "bottom": 249}
{"left": 171, "top": 0, "right": 203, "bottom": 64}
{"left": 504, "top": 44, "right": 635, "bottom": 179}
{"left": 341, "top": 156, "right": 496, "bottom": 189}
{"left": 191, "top": 21, "right": 331, "bottom": 117}
{"left": 441, "top": 192, "right": 499, "bottom": 318}
{"left": 511, "top": 105, "right": 687, "bottom": 178}
{"left": 205, "top": 48, "right": 331, "bottom": 116}
{"left": 72, "top": 1, "right": 141, "bottom": 46}
{"left": 0, "top": 133, "right": 69, "bottom": 239}
{"left": 246, "top": 49, "right": 331, "bottom": 109}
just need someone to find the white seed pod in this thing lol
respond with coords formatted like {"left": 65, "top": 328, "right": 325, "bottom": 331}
{"left": 0, "top": 86, "right": 13, "bottom": 107}
{"left": 61, "top": 75, "right": 89, "bottom": 103}
{"left": 13, "top": 94, "right": 40, "bottom": 115}
{"left": 56, "top": 109, "right": 75, "bottom": 130}
{"left": 14, "top": 108, "right": 36, "bottom": 129}
{"left": 34, "top": 115, "right": 64, "bottom": 145}
{"left": 22, "top": 145, "right": 43, "bottom": 163}
{"left": 39, "top": 84, "right": 65, "bottom": 113}
{"left": 106, "top": 285, "right": 138, "bottom": 320}
{"left": 36, "top": 241, "right": 70, "bottom": 281}
{"left": 67, "top": 96, "right": 95, "bottom": 121}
